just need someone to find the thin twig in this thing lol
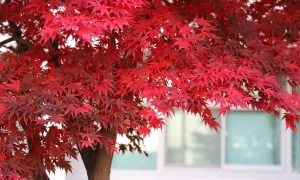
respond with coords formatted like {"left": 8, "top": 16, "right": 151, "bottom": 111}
{"left": 0, "top": 36, "right": 33, "bottom": 48}
{"left": 0, "top": 37, "right": 14, "bottom": 47}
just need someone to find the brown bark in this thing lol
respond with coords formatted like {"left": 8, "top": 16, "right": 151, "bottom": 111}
{"left": 79, "top": 128, "right": 117, "bottom": 180}
{"left": 35, "top": 172, "right": 50, "bottom": 180}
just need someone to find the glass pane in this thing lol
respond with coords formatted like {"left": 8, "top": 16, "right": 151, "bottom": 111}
{"left": 225, "top": 111, "right": 280, "bottom": 165}
{"left": 166, "top": 109, "right": 220, "bottom": 166}
{"left": 292, "top": 123, "right": 300, "bottom": 173}
{"left": 111, "top": 131, "right": 159, "bottom": 170}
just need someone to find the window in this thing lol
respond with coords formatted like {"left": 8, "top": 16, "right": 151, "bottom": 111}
{"left": 292, "top": 124, "right": 300, "bottom": 173}
{"left": 225, "top": 111, "right": 281, "bottom": 165}
{"left": 111, "top": 109, "right": 295, "bottom": 173}
{"left": 166, "top": 109, "right": 282, "bottom": 168}
{"left": 111, "top": 131, "right": 159, "bottom": 170}
{"left": 166, "top": 109, "right": 220, "bottom": 166}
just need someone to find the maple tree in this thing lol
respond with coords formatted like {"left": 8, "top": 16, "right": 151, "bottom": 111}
{"left": 0, "top": 0, "right": 300, "bottom": 179}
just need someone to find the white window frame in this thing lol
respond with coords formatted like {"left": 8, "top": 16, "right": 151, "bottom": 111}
{"left": 157, "top": 80, "right": 300, "bottom": 176}
{"left": 108, "top": 82, "right": 300, "bottom": 180}
{"left": 161, "top": 107, "right": 285, "bottom": 172}
{"left": 220, "top": 107, "right": 285, "bottom": 172}
{"left": 163, "top": 108, "right": 222, "bottom": 168}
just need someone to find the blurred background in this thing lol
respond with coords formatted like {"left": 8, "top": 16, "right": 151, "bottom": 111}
{"left": 50, "top": 109, "right": 300, "bottom": 180}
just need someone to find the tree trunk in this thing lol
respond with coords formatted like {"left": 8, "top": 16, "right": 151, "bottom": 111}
{"left": 79, "top": 128, "right": 117, "bottom": 180}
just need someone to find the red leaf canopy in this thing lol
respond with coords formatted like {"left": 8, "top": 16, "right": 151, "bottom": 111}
{"left": 0, "top": 0, "right": 300, "bottom": 178}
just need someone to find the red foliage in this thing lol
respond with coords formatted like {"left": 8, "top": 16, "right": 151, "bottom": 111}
{"left": 0, "top": 0, "right": 300, "bottom": 179}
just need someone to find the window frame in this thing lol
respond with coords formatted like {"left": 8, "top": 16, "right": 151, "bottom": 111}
{"left": 221, "top": 108, "right": 286, "bottom": 172}
{"left": 164, "top": 108, "right": 222, "bottom": 168}
{"left": 163, "top": 107, "right": 286, "bottom": 172}
{"left": 110, "top": 81, "right": 300, "bottom": 178}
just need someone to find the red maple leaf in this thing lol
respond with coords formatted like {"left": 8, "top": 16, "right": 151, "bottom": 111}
{"left": 0, "top": 153, "right": 6, "bottom": 162}
{"left": 5, "top": 80, "right": 20, "bottom": 92}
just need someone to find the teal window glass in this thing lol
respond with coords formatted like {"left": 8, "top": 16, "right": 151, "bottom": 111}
{"left": 292, "top": 89, "right": 300, "bottom": 172}
{"left": 292, "top": 123, "right": 300, "bottom": 173}
{"left": 225, "top": 111, "right": 280, "bottom": 165}
{"left": 111, "top": 131, "right": 158, "bottom": 170}
{"left": 166, "top": 109, "right": 220, "bottom": 166}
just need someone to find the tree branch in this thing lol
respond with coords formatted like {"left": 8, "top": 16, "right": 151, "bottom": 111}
{"left": 0, "top": 37, "right": 33, "bottom": 50}
{"left": 48, "top": 39, "right": 60, "bottom": 67}
{"left": 1, "top": 45, "right": 16, "bottom": 52}
{"left": 14, "top": 37, "right": 33, "bottom": 48}
{"left": 0, "top": 37, "right": 14, "bottom": 47}
{"left": 5, "top": 19, "right": 32, "bottom": 53}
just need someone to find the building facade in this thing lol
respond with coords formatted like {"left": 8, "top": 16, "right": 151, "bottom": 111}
{"left": 50, "top": 107, "right": 300, "bottom": 180}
